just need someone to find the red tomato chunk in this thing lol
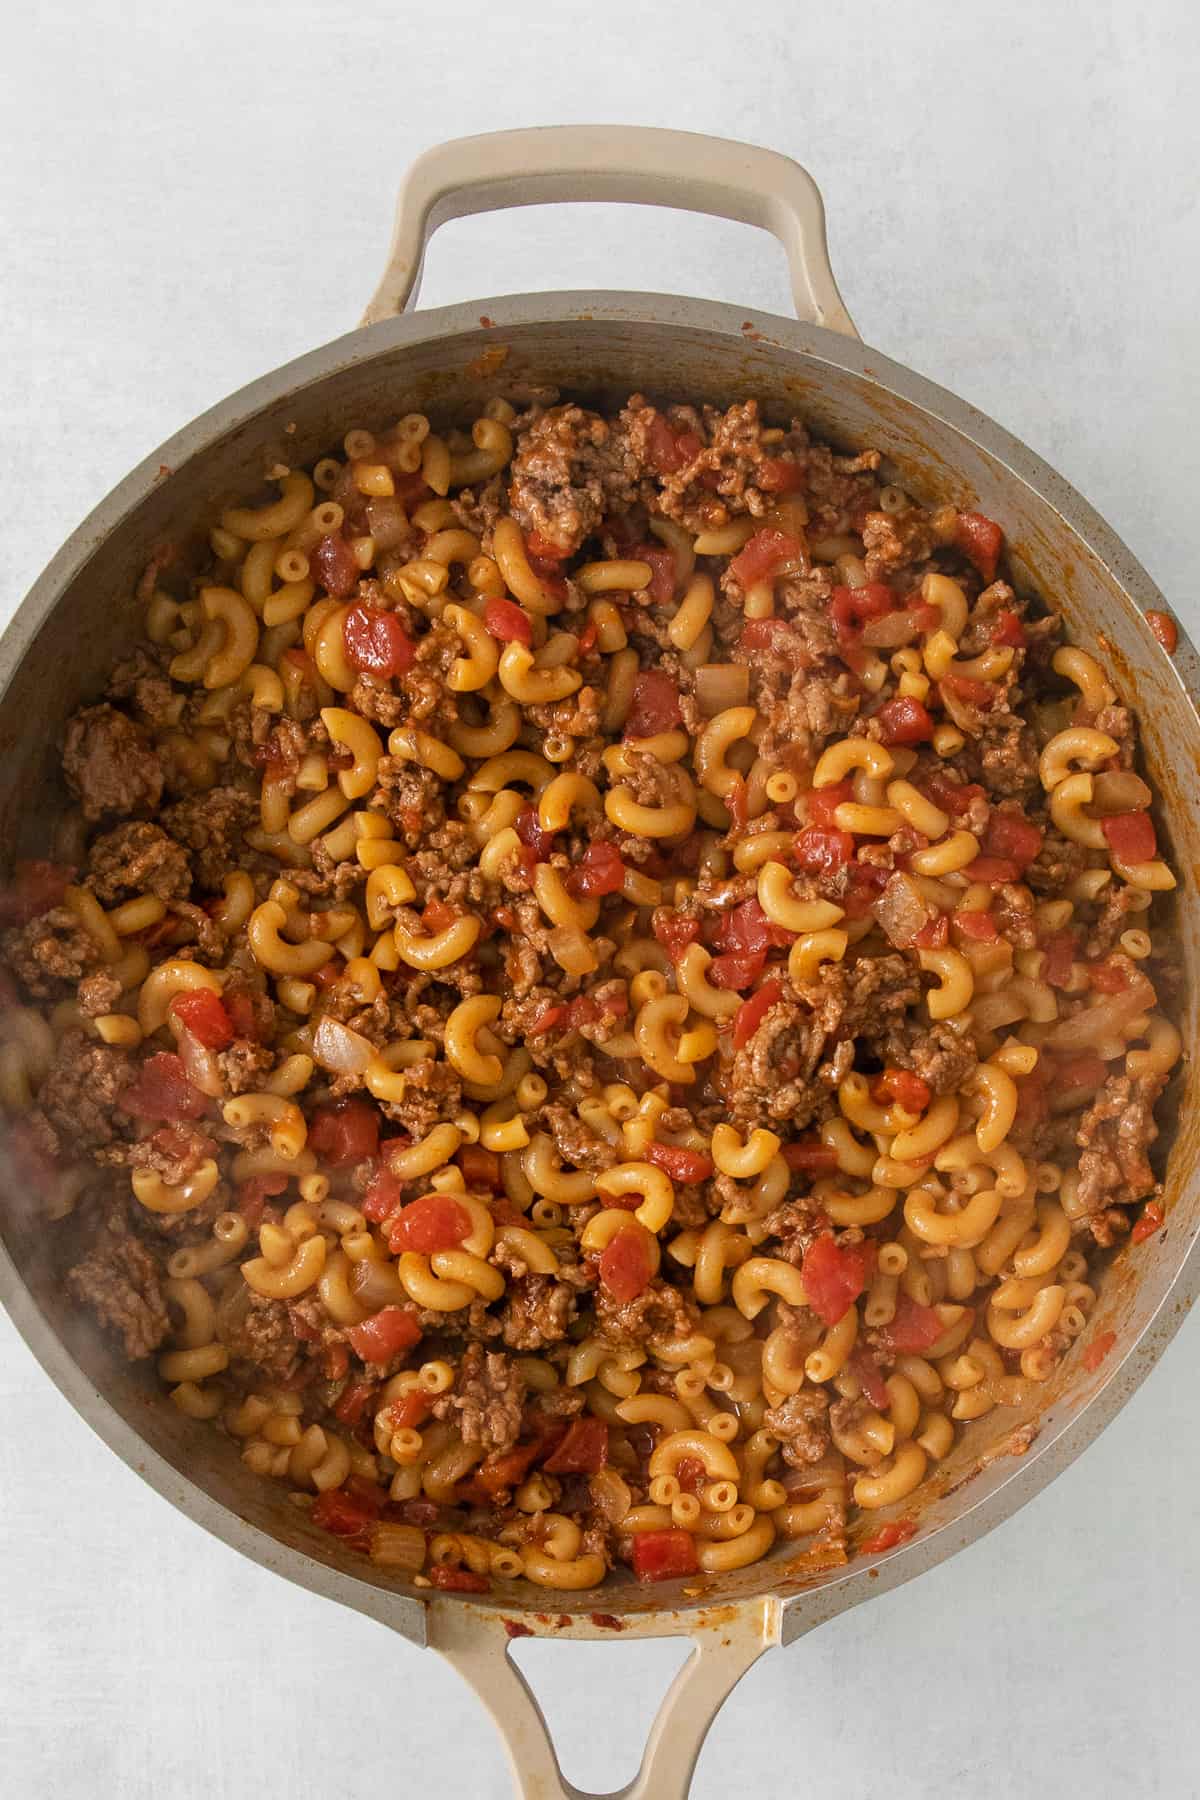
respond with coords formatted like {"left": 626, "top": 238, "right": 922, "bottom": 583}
{"left": 625, "top": 671, "right": 682, "bottom": 738}
{"left": 732, "top": 980, "right": 783, "bottom": 1051}
{"left": 343, "top": 603, "right": 415, "bottom": 678}
{"left": 118, "top": 1053, "right": 208, "bottom": 1122}
{"left": 312, "top": 1486, "right": 380, "bottom": 1540}
{"left": 483, "top": 596, "right": 532, "bottom": 646}
{"left": 645, "top": 1141, "right": 715, "bottom": 1183}
{"left": 800, "top": 1234, "right": 872, "bottom": 1326}
{"left": 859, "top": 1518, "right": 918, "bottom": 1556}
{"left": 568, "top": 841, "right": 625, "bottom": 897}
{"left": 879, "top": 1294, "right": 944, "bottom": 1354}
{"left": 311, "top": 533, "right": 360, "bottom": 598}
{"left": 598, "top": 1226, "right": 652, "bottom": 1303}
{"left": 168, "top": 989, "right": 234, "bottom": 1050}
{"left": 652, "top": 909, "right": 700, "bottom": 963}
{"left": 346, "top": 1306, "right": 423, "bottom": 1364}
{"left": 1131, "top": 1199, "right": 1165, "bottom": 1245}
{"left": 429, "top": 1566, "right": 490, "bottom": 1593}
{"left": 387, "top": 1193, "right": 472, "bottom": 1255}
{"left": 730, "top": 529, "right": 803, "bottom": 588}
{"left": 1101, "top": 811, "right": 1157, "bottom": 864}
{"left": 953, "top": 511, "right": 1004, "bottom": 583}
{"left": 782, "top": 1139, "right": 839, "bottom": 1176}
{"left": 632, "top": 1529, "right": 698, "bottom": 1583}
{"left": 309, "top": 1098, "right": 380, "bottom": 1166}
{"left": 875, "top": 696, "right": 935, "bottom": 745}
{"left": 542, "top": 1418, "right": 609, "bottom": 1474}
{"left": 871, "top": 1068, "right": 932, "bottom": 1113}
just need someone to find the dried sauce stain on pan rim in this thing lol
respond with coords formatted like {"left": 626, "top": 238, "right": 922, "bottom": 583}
{"left": 0, "top": 290, "right": 1198, "bottom": 1644}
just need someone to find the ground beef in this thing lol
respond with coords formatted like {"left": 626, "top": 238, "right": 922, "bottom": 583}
{"left": 2, "top": 907, "right": 98, "bottom": 996}
{"left": 1072, "top": 1073, "right": 1164, "bottom": 1226}
{"left": 98, "top": 1123, "right": 215, "bottom": 1187}
{"left": 728, "top": 955, "right": 922, "bottom": 1130}
{"left": 67, "top": 1223, "right": 169, "bottom": 1359}
{"left": 498, "top": 1275, "right": 579, "bottom": 1350}
{"left": 216, "top": 1040, "right": 275, "bottom": 1095}
{"left": 541, "top": 1102, "right": 617, "bottom": 1172}
{"left": 763, "top": 1388, "right": 830, "bottom": 1468}
{"left": 85, "top": 821, "right": 192, "bottom": 903}
{"left": 883, "top": 1020, "right": 979, "bottom": 1097}
{"left": 507, "top": 404, "right": 640, "bottom": 556}
{"left": 378, "top": 1057, "right": 463, "bottom": 1135}
{"left": 62, "top": 704, "right": 164, "bottom": 821}
{"left": 761, "top": 1199, "right": 825, "bottom": 1266}
{"left": 161, "top": 787, "right": 256, "bottom": 890}
{"left": 106, "top": 649, "right": 178, "bottom": 730}
{"left": 216, "top": 1291, "right": 301, "bottom": 1383}
{"left": 433, "top": 1343, "right": 526, "bottom": 1455}
{"left": 37, "top": 1032, "right": 134, "bottom": 1149}
{"left": 76, "top": 967, "right": 124, "bottom": 1017}
{"left": 594, "top": 1276, "right": 700, "bottom": 1349}
{"left": 860, "top": 507, "right": 935, "bottom": 581}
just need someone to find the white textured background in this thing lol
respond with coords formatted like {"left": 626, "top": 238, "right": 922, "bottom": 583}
{"left": 2, "top": 3, "right": 1198, "bottom": 1795}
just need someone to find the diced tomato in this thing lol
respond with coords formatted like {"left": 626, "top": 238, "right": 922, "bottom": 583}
{"left": 543, "top": 1417, "right": 609, "bottom": 1475}
{"left": 237, "top": 1172, "right": 288, "bottom": 1227}
{"left": 343, "top": 603, "right": 415, "bottom": 678}
{"left": 878, "top": 1294, "right": 944, "bottom": 1354}
{"left": 334, "top": 1379, "right": 379, "bottom": 1428}
{"left": 963, "top": 856, "right": 1020, "bottom": 886}
{"left": 532, "top": 1001, "right": 569, "bottom": 1035}
{"left": 793, "top": 826, "right": 855, "bottom": 875}
{"left": 922, "top": 773, "right": 986, "bottom": 819}
{"left": 646, "top": 413, "right": 699, "bottom": 475}
{"left": 168, "top": 988, "right": 234, "bottom": 1050}
{"left": 309, "top": 959, "right": 344, "bottom": 994}
{"left": 346, "top": 1306, "right": 423, "bottom": 1364}
{"left": 631, "top": 1529, "right": 698, "bottom": 1583}
{"left": 576, "top": 622, "right": 598, "bottom": 655}
{"left": 1052, "top": 1054, "right": 1109, "bottom": 1091}
{"left": 859, "top": 1518, "right": 918, "bottom": 1556}
{"left": 323, "top": 1343, "right": 350, "bottom": 1382}
{"left": 1082, "top": 1329, "right": 1117, "bottom": 1373}
{"left": 362, "top": 1169, "right": 405, "bottom": 1223}
{"left": 954, "top": 910, "right": 998, "bottom": 941}
{"left": 726, "top": 777, "right": 749, "bottom": 832}
{"left": 382, "top": 1389, "right": 433, "bottom": 1432}
{"left": 515, "top": 807, "right": 556, "bottom": 863}
{"left": 652, "top": 909, "right": 701, "bottom": 963}
{"left": 1087, "top": 959, "right": 1131, "bottom": 994}
{"left": 118, "top": 1052, "right": 208, "bottom": 1123}
{"left": 387, "top": 1193, "right": 472, "bottom": 1255}
{"left": 1145, "top": 610, "right": 1178, "bottom": 653}
{"left": 1131, "top": 1199, "right": 1165, "bottom": 1245}
{"left": 568, "top": 841, "right": 625, "bottom": 897}
{"left": 1101, "top": 811, "right": 1157, "bottom": 864}
{"left": 674, "top": 1456, "right": 706, "bottom": 1495}
{"left": 805, "top": 781, "right": 853, "bottom": 830}
{"left": 522, "top": 530, "right": 569, "bottom": 562}
{"left": 1040, "top": 929, "right": 1078, "bottom": 989}
{"left": 526, "top": 555, "right": 569, "bottom": 600}
{"left": 875, "top": 696, "right": 935, "bottom": 745}
{"left": 913, "top": 914, "right": 949, "bottom": 949}
{"left": 633, "top": 543, "right": 677, "bottom": 606}
{"left": 871, "top": 1068, "right": 932, "bottom": 1113}
{"left": 0, "top": 859, "right": 74, "bottom": 926}
{"left": 782, "top": 1138, "right": 839, "bottom": 1176}
{"left": 718, "top": 897, "right": 794, "bottom": 955}
{"left": 483, "top": 596, "right": 532, "bottom": 646}
{"left": 598, "top": 1226, "right": 653, "bottom": 1304}
{"left": 625, "top": 670, "right": 682, "bottom": 738}
{"left": 429, "top": 1566, "right": 490, "bottom": 1593}
{"left": 848, "top": 1346, "right": 890, "bottom": 1412}
{"left": 311, "top": 1485, "right": 381, "bottom": 1540}
{"left": 730, "top": 529, "right": 804, "bottom": 588}
{"left": 459, "top": 1145, "right": 501, "bottom": 1190}
{"left": 309, "top": 1097, "right": 380, "bottom": 1166}
{"left": 940, "top": 673, "right": 998, "bottom": 708}
{"left": 983, "top": 814, "right": 1043, "bottom": 870}
{"left": 800, "top": 1234, "right": 872, "bottom": 1327}
{"left": 476, "top": 1440, "right": 544, "bottom": 1497}
{"left": 841, "top": 861, "right": 890, "bottom": 919}
{"left": 757, "top": 455, "right": 806, "bottom": 494}
{"left": 738, "top": 618, "right": 793, "bottom": 651}
{"left": 645, "top": 1141, "right": 715, "bottom": 1183}
{"left": 954, "top": 511, "right": 1004, "bottom": 584}
{"left": 311, "top": 532, "right": 360, "bottom": 598}
{"left": 989, "top": 609, "right": 1027, "bottom": 648}
{"left": 421, "top": 896, "right": 459, "bottom": 934}
{"left": 709, "top": 948, "right": 768, "bottom": 991}
{"left": 732, "top": 979, "right": 783, "bottom": 1051}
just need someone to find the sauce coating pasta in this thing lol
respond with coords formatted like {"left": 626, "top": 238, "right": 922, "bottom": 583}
{"left": 2, "top": 391, "right": 1178, "bottom": 1590}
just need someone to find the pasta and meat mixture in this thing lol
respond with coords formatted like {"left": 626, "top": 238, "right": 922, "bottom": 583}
{"left": 2, "top": 393, "right": 1181, "bottom": 1591}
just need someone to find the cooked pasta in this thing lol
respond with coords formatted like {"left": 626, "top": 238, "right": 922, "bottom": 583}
{"left": 5, "top": 391, "right": 1178, "bottom": 1595}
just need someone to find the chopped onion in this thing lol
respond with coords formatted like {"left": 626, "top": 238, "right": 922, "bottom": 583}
{"left": 1090, "top": 770, "right": 1153, "bottom": 815}
{"left": 175, "top": 1024, "right": 224, "bottom": 1098}
{"left": 1045, "top": 972, "right": 1156, "bottom": 1052}
{"left": 695, "top": 663, "right": 750, "bottom": 717}
{"left": 548, "top": 926, "right": 599, "bottom": 978}
{"left": 349, "top": 1257, "right": 407, "bottom": 1308}
{"left": 312, "top": 1013, "right": 375, "bottom": 1075}
{"left": 861, "top": 610, "right": 923, "bottom": 649}
{"left": 875, "top": 873, "right": 932, "bottom": 949}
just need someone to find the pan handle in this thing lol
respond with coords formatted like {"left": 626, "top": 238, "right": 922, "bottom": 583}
{"left": 361, "top": 125, "right": 858, "bottom": 337}
{"left": 429, "top": 1597, "right": 780, "bottom": 1800}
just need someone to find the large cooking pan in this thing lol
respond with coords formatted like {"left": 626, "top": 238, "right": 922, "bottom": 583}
{"left": 2, "top": 127, "right": 1196, "bottom": 1800}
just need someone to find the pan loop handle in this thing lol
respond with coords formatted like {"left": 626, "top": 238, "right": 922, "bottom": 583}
{"left": 430, "top": 1597, "right": 780, "bottom": 1800}
{"left": 361, "top": 125, "right": 858, "bottom": 338}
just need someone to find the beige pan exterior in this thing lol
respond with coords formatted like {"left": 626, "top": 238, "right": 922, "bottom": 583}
{"left": 0, "top": 129, "right": 1195, "bottom": 1799}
